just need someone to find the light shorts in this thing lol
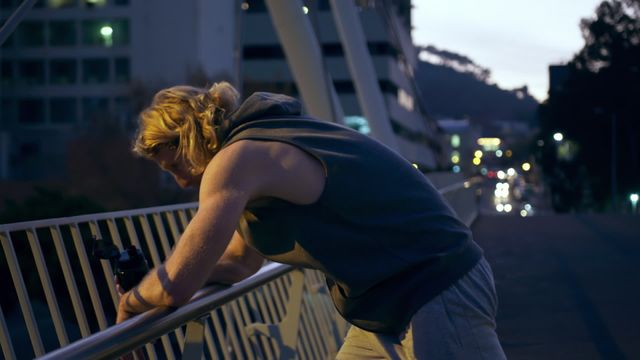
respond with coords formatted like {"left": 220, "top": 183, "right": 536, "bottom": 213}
{"left": 336, "top": 257, "right": 506, "bottom": 360}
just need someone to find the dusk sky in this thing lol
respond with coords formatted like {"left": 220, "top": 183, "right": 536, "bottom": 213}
{"left": 411, "top": 0, "right": 605, "bottom": 102}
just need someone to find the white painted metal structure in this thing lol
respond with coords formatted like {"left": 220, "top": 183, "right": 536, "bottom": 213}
{"left": 0, "top": 177, "right": 479, "bottom": 359}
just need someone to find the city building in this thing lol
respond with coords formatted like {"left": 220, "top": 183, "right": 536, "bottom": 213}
{"left": 0, "top": 0, "right": 237, "bottom": 180}
{"left": 239, "top": 0, "right": 442, "bottom": 170}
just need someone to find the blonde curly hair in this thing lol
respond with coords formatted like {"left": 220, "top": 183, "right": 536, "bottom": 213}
{"left": 132, "top": 82, "right": 240, "bottom": 175}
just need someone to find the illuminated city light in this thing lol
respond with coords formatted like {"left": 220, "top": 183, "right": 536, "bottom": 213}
{"left": 505, "top": 150, "right": 513, "bottom": 157}
{"left": 524, "top": 203, "right": 532, "bottom": 211}
{"left": 412, "top": 163, "right": 419, "bottom": 169}
{"left": 451, "top": 155, "right": 460, "bottom": 164}
{"left": 241, "top": 2, "right": 249, "bottom": 10}
{"left": 480, "top": 168, "right": 488, "bottom": 175}
{"left": 522, "top": 162, "right": 531, "bottom": 171}
{"left": 474, "top": 150, "right": 483, "bottom": 158}
{"left": 477, "top": 138, "right": 501, "bottom": 146}
{"left": 520, "top": 210, "right": 528, "bottom": 217}
{"left": 507, "top": 168, "right": 516, "bottom": 177}
{"left": 496, "top": 204, "right": 504, "bottom": 212}
{"left": 302, "top": 5, "right": 309, "bottom": 14}
{"left": 495, "top": 149, "right": 503, "bottom": 157}
{"left": 631, "top": 193, "right": 639, "bottom": 202}
{"left": 100, "top": 25, "right": 113, "bottom": 37}
{"left": 537, "top": 139, "right": 544, "bottom": 147}
{"left": 472, "top": 157, "right": 481, "bottom": 166}
{"left": 451, "top": 134, "right": 461, "bottom": 148}
{"left": 452, "top": 165, "right": 461, "bottom": 173}
{"left": 553, "top": 132, "right": 564, "bottom": 142}
{"left": 497, "top": 170, "right": 506, "bottom": 180}
{"left": 504, "top": 204, "right": 513, "bottom": 212}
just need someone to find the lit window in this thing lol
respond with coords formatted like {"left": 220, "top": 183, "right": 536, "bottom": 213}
{"left": 48, "top": 0, "right": 77, "bottom": 8}
{"left": 82, "top": 19, "right": 129, "bottom": 46}
{"left": 397, "top": 88, "right": 414, "bottom": 112}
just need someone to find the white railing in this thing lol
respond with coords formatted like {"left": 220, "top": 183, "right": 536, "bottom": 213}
{"left": 0, "top": 176, "right": 480, "bottom": 359}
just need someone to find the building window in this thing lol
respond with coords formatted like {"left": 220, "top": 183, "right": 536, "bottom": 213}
{"left": 82, "top": 97, "right": 108, "bottom": 122}
{"left": 114, "top": 96, "right": 131, "bottom": 127}
{"left": 50, "top": 97, "right": 77, "bottom": 123}
{"left": 83, "top": 0, "right": 106, "bottom": 8}
{"left": 114, "top": 57, "right": 130, "bottom": 83}
{"left": 18, "top": 98, "right": 45, "bottom": 124}
{"left": 18, "top": 60, "right": 45, "bottom": 85}
{"left": 1, "top": 98, "right": 14, "bottom": 124}
{"left": 397, "top": 88, "right": 414, "bottom": 112}
{"left": 49, "top": 21, "right": 77, "bottom": 46}
{"left": 113, "top": 0, "right": 129, "bottom": 5}
{"left": 82, "top": 19, "right": 129, "bottom": 47}
{"left": 49, "top": 59, "right": 77, "bottom": 84}
{"left": 82, "top": 58, "right": 109, "bottom": 83}
{"left": 1, "top": 61, "right": 13, "bottom": 86}
{"left": 47, "top": 0, "right": 77, "bottom": 8}
{"left": 1, "top": 0, "right": 14, "bottom": 9}
{"left": 16, "top": 20, "right": 45, "bottom": 47}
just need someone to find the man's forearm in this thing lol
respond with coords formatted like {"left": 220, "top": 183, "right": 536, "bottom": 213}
{"left": 206, "top": 259, "right": 263, "bottom": 285}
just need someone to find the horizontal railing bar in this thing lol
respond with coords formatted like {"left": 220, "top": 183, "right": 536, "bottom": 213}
{"left": 37, "top": 262, "right": 294, "bottom": 360}
{"left": 438, "top": 176, "right": 482, "bottom": 195}
{"left": 0, "top": 202, "right": 198, "bottom": 232}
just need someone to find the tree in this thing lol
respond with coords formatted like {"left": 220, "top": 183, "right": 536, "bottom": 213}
{"left": 539, "top": 0, "right": 640, "bottom": 212}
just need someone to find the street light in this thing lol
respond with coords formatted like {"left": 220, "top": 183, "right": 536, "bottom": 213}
{"left": 631, "top": 193, "right": 639, "bottom": 214}
{"left": 553, "top": 132, "right": 564, "bottom": 142}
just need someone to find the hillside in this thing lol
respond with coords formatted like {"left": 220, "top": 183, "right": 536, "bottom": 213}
{"left": 414, "top": 46, "right": 539, "bottom": 127}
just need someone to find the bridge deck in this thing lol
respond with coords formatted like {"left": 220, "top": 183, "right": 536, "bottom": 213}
{"left": 472, "top": 214, "right": 640, "bottom": 359}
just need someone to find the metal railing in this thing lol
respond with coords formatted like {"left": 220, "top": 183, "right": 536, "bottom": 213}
{"left": 0, "top": 176, "right": 480, "bottom": 359}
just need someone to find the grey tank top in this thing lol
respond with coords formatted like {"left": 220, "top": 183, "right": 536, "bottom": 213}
{"left": 220, "top": 114, "right": 482, "bottom": 334}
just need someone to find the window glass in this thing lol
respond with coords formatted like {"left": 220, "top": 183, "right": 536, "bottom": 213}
{"left": 16, "top": 21, "right": 45, "bottom": 47}
{"left": 18, "top": 60, "right": 45, "bottom": 85}
{"left": 1, "top": 0, "right": 13, "bottom": 9}
{"left": 48, "top": 0, "right": 77, "bottom": 8}
{"left": 82, "top": 19, "right": 129, "bottom": 46}
{"left": 50, "top": 97, "right": 77, "bottom": 123}
{"left": 1, "top": 61, "right": 13, "bottom": 86}
{"left": 49, "top": 59, "right": 77, "bottom": 84}
{"left": 114, "top": 57, "right": 129, "bottom": 83}
{"left": 113, "top": 0, "right": 128, "bottom": 5}
{"left": 82, "top": 97, "right": 108, "bottom": 122}
{"left": 1, "top": 98, "right": 14, "bottom": 124}
{"left": 18, "top": 98, "right": 45, "bottom": 124}
{"left": 83, "top": 0, "right": 106, "bottom": 8}
{"left": 49, "top": 21, "right": 77, "bottom": 46}
{"left": 82, "top": 58, "right": 109, "bottom": 83}
{"left": 111, "top": 19, "right": 129, "bottom": 45}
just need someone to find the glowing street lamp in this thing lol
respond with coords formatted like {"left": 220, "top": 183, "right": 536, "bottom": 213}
{"left": 631, "top": 193, "right": 639, "bottom": 214}
{"left": 522, "top": 162, "right": 531, "bottom": 171}
{"left": 553, "top": 132, "right": 564, "bottom": 142}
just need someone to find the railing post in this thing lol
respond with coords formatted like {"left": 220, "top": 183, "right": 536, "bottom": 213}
{"left": 245, "top": 269, "right": 305, "bottom": 360}
{"left": 182, "top": 317, "right": 207, "bottom": 360}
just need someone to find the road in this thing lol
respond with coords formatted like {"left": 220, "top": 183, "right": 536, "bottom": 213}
{"left": 472, "top": 214, "right": 640, "bottom": 359}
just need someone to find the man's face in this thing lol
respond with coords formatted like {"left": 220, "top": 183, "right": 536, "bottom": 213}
{"left": 152, "top": 147, "right": 202, "bottom": 189}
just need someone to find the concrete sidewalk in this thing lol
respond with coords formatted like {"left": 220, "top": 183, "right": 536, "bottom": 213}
{"left": 472, "top": 214, "right": 640, "bottom": 360}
